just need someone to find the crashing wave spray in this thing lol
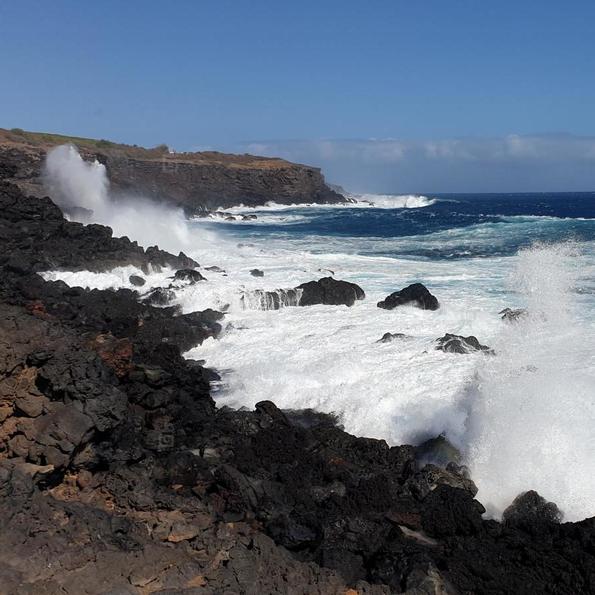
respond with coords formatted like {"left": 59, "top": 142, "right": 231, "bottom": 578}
{"left": 44, "top": 144, "right": 191, "bottom": 254}
{"left": 240, "top": 288, "right": 303, "bottom": 310}
{"left": 460, "top": 243, "right": 595, "bottom": 521}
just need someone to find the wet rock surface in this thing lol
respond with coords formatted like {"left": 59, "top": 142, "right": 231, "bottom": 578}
{"left": 1, "top": 180, "right": 594, "bottom": 594}
{"left": 378, "top": 283, "right": 440, "bottom": 311}
{"left": 297, "top": 276, "right": 366, "bottom": 307}
{"left": 436, "top": 333, "right": 493, "bottom": 354}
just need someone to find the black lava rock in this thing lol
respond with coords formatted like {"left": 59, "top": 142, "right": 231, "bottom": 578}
{"left": 297, "top": 277, "right": 365, "bottom": 307}
{"left": 436, "top": 333, "right": 493, "bottom": 354}
{"left": 172, "top": 268, "right": 206, "bottom": 283}
{"left": 377, "top": 283, "right": 439, "bottom": 310}
{"left": 129, "top": 274, "right": 146, "bottom": 287}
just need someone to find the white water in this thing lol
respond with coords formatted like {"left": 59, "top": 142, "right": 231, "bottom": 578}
{"left": 41, "top": 152, "right": 595, "bottom": 521}
{"left": 44, "top": 144, "right": 194, "bottom": 254}
{"left": 217, "top": 193, "right": 436, "bottom": 214}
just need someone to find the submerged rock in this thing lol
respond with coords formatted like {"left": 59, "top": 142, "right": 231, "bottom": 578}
{"left": 500, "top": 307, "right": 528, "bottom": 322}
{"left": 377, "top": 332, "right": 409, "bottom": 343}
{"left": 436, "top": 333, "right": 493, "bottom": 354}
{"left": 377, "top": 283, "right": 439, "bottom": 311}
{"left": 297, "top": 276, "right": 365, "bottom": 307}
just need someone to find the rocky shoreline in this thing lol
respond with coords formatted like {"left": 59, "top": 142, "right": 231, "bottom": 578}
{"left": 1, "top": 177, "right": 595, "bottom": 594}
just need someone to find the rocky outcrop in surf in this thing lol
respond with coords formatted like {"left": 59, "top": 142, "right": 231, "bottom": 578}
{"left": 377, "top": 283, "right": 440, "bottom": 311}
{"left": 436, "top": 333, "right": 493, "bottom": 354}
{"left": 240, "top": 277, "right": 365, "bottom": 310}
{"left": 297, "top": 277, "right": 365, "bottom": 307}
{"left": 0, "top": 128, "right": 345, "bottom": 213}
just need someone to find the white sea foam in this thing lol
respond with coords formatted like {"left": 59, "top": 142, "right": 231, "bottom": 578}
{"left": 457, "top": 244, "right": 595, "bottom": 521}
{"left": 219, "top": 193, "right": 436, "bottom": 213}
{"left": 349, "top": 193, "right": 437, "bottom": 209}
{"left": 44, "top": 144, "right": 197, "bottom": 254}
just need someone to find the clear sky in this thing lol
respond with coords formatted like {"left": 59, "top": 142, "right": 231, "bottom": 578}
{"left": 1, "top": 0, "right": 595, "bottom": 192}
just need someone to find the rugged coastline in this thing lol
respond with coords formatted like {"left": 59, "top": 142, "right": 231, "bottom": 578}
{"left": 1, "top": 157, "right": 595, "bottom": 593}
{"left": 0, "top": 128, "right": 345, "bottom": 214}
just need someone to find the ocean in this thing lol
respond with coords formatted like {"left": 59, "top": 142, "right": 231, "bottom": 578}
{"left": 44, "top": 189, "right": 595, "bottom": 522}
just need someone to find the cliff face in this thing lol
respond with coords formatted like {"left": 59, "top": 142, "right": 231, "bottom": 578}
{"left": 0, "top": 129, "right": 344, "bottom": 212}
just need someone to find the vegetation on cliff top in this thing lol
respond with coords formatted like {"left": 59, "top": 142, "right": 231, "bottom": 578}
{"left": 0, "top": 127, "right": 302, "bottom": 169}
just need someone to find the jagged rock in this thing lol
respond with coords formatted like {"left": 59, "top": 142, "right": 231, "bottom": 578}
{"left": 172, "top": 268, "right": 206, "bottom": 283}
{"left": 377, "top": 283, "right": 439, "bottom": 311}
{"left": 250, "top": 268, "right": 264, "bottom": 277}
{"left": 0, "top": 180, "right": 197, "bottom": 273}
{"left": 436, "top": 333, "right": 493, "bottom": 354}
{"left": 297, "top": 277, "right": 365, "bottom": 307}
{"left": 406, "top": 464, "right": 478, "bottom": 499}
{"left": 421, "top": 485, "right": 485, "bottom": 537}
{"left": 129, "top": 274, "right": 146, "bottom": 286}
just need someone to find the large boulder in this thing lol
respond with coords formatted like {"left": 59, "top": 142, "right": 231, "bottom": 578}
{"left": 297, "top": 277, "right": 365, "bottom": 307}
{"left": 377, "top": 283, "right": 439, "bottom": 311}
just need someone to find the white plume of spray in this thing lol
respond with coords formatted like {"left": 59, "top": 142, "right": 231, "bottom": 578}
{"left": 44, "top": 144, "right": 191, "bottom": 254}
{"left": 458, "top": 243, "right": 595, "bottom": 521}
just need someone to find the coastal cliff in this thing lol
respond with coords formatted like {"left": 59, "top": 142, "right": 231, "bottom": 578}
{"left": 0, "top": 128, "right": 344, "bottom": 213}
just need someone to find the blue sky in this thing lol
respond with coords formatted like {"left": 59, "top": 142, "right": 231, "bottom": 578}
{"left": 1, "top": 0, "right": 595, "bottom": 192}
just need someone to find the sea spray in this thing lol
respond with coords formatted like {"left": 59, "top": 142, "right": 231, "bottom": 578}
{"left": 44, "top": 144, "right": 193, "bottom": 254}
{"left": 461, "top": 243, "right": 595, "bottom": 521}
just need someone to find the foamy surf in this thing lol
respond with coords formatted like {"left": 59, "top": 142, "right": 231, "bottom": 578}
{"left": 217, "top": 192, "right": 436, "bottom": 213}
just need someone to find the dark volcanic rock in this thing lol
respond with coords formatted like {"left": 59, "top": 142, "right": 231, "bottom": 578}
{"left": 503, "top": 490, "right": 563, "bottom": 528}
{"left": 172, "top": 268, "right": 206, "bottom": 283}
{"left": 0, "top": 180, "right": 197, "bottom": 273}
{"left": 1, "top": 172, "right": 595, "bottom": 594}
{"left": 377, "top": 283, "right": 439, "bottom": 311}
{"left": 297, "top": 277, "right": 365, "bottom": 307}
{"left": 250, "top": 268, "right": 264, "bottom": 277}
{"left": 129, "top": 274, "right": 145, "bottom": 286}
{"left": 436, "top": 333, "right": 493, "bottom": 354}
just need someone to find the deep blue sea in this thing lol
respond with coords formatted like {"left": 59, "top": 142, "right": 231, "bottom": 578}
{"left": 208, "top": 192, "right": 595, "bottom": 260}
